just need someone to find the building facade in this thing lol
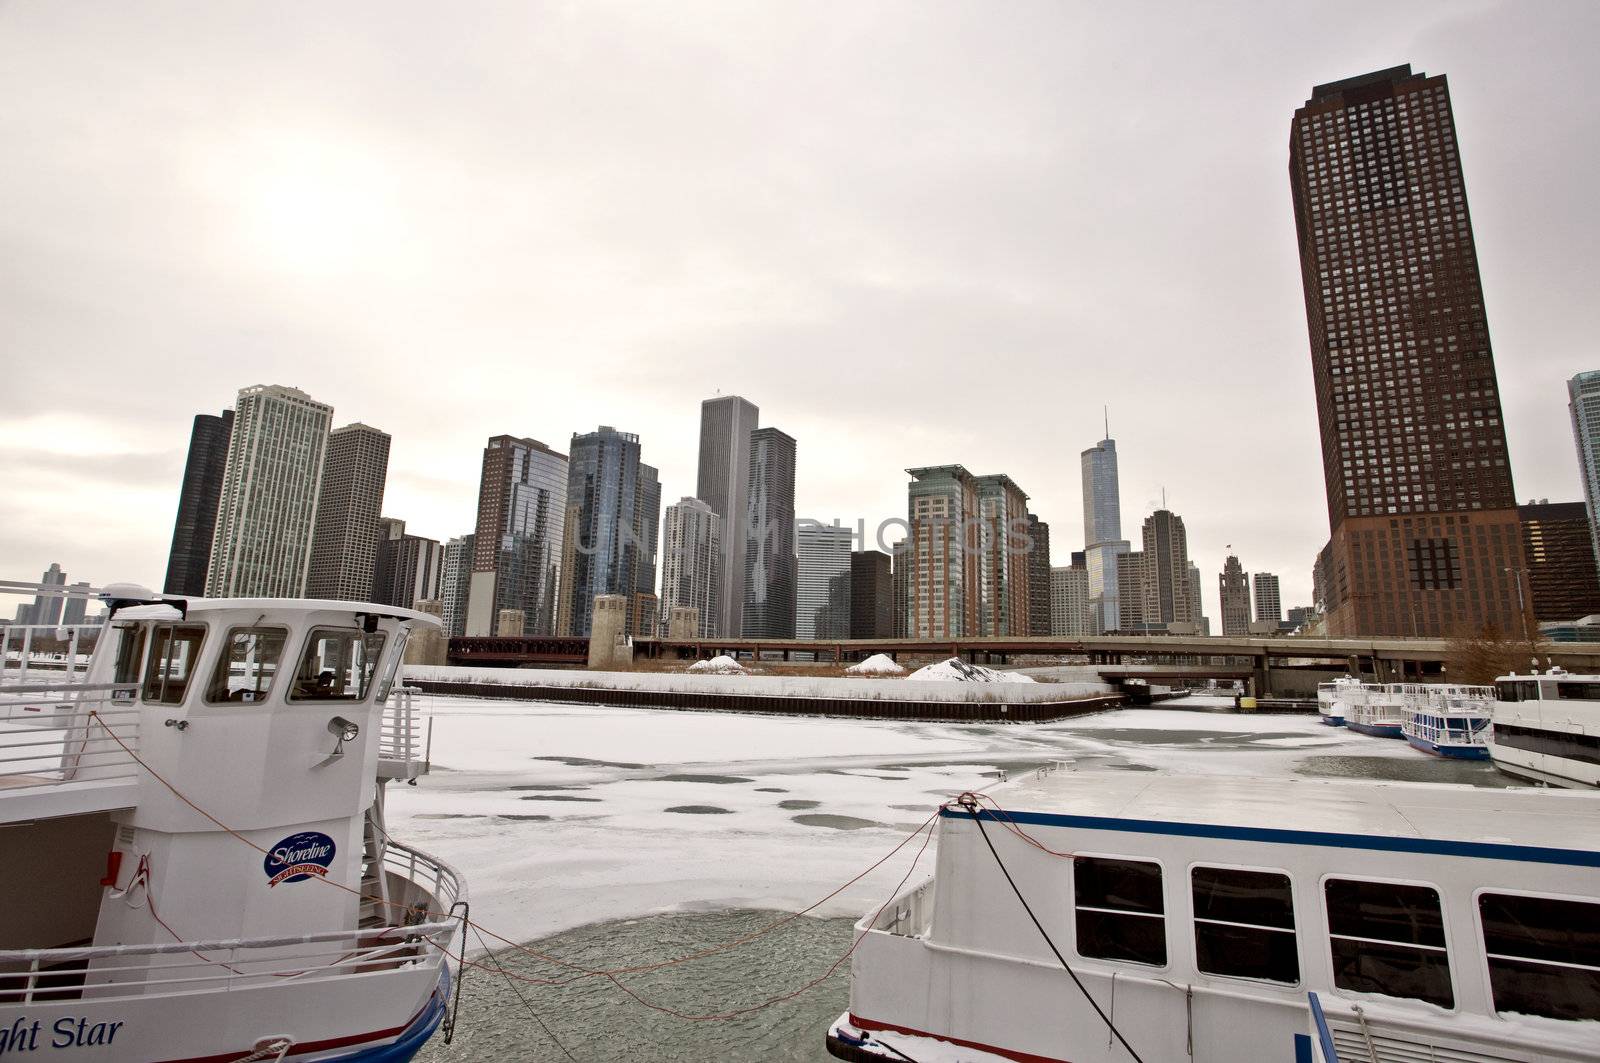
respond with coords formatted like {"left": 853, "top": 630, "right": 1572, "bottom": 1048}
{"left": 467, "top": 435, "right": 568, "bottom": 636}
{"left": 1139, "top": 509, "right": 1194, "bottom": 628}
{"left": 205, "top": 385, "right": 332, "bottom": 598}
{"left": 558, "top": 426, "right": 659, "bottom": 637}
{"left": 696, "top": 395, "right": 759, "bottom": 638}
{"left": 1568, "top": 372, "right": 1600, "bottom": 568}
{"left": 164, "top": 409, "right": 234, "bottom": 597}
{"left": 890, "top": 539, "right": 909, "bottom": 639}
{"left": 1188, "top": 563, "right": 1209, "bottom": 635}
{"left": 1219, "top": 555, "right": 1252, "bottom": 636}
{"left": 439, "top": 534, "right": 475, "bottom": 638}
{"left": 1291, "top": 65, "right": 1523, "bottom": 636}
{"left": 849, "top": 550, "right": 894, "bottom": 638}
{"left": 1081, "top": 436, "right": 1130, "bottom": 633}
{"left": 1116, "top": 551, "right": 1146, "bottom": 631}
{"left": 306, "top": 423, "right": 390, "bottom": 601}
{"left": 1026, "top": 515, "right": 1052, "bottom": 636}
{"left": 974, "top": 474, "right": 1031, "bottom": 636}
{"left": 1518, "top": 502, "right": 1600, "bottom": 625}
{"left": 373, "top": 518, "right": 442, "bottom": 610}
{"left": 797, "top": 522, "right": 853, "bottom": 639}
{"left": 1050, "top": 557, "right": 1092, "bottom": 638}
{"left": 1253, "top": 572, "right": 1283, "bottom": 625}
{"left": 907, "top": 466, "right": 981, "bottom": 639}
{"left": 660, "top": 497, "right": 722, "bottom": 638}
{"left": 743, "top": 427, "right": 797, "bottom": 638}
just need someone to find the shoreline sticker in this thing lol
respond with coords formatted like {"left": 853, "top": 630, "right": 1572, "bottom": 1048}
{"left": 264, "top": 831, "right": 336, "bottom": 887}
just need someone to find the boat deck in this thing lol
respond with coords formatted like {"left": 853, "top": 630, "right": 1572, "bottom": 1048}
{"left": 984, "top": 771, "right": 1600, "bottom": 852}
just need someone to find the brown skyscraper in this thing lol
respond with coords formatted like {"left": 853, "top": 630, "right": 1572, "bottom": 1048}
{"left": 1290, "top": 65, "right": 1523, "bottom": 637}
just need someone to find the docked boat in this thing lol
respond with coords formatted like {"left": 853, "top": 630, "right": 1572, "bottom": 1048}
{"left": 1490, "top": 670, "right": 1600, "bottom": 788}
{"left": 826, "top": 770, "right": 1600, "bottom": 1063}
{"left": 0, "top": 588, "right": 464, "bottom": 1062}
{"left": 1344, "top": 681, "right": 1408, "bottom": 738}
{"left": 1313, "top": 675, "right": 1361, "bottom": 726}
{"left": 1402, "top": 685, "right": 1494, "bottom": 760}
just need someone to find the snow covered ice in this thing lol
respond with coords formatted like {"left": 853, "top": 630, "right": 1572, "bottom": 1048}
{"left": 383, "top": 692, "right": 1500, "bottom": 950}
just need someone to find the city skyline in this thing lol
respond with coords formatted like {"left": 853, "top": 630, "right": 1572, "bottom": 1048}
{"left": 5, "top": 5, "right": 1598, "bottom": 624}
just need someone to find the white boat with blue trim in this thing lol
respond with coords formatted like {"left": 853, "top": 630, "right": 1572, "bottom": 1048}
{"left": 1314, "top": 676, "right": 1361, "bottom": 727}
{"left": 1402, "top": 684, "right": 1495, "bottom": 760}
{"left": 1491, "top": 670, "right": 1600, "bottom": 789}
{"left": 0, "top": 587, "right": 464, "bottom": 1062}
{"left": 826, "top": 769, "right": 1600, "bottom": 1063}
{"left": 1344, "top": 682, "right": 1409, "bottom": 738}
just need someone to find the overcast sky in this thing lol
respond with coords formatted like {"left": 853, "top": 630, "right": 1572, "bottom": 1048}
{"left": 3, "top": 1, "right": 1597, "bottom": 621}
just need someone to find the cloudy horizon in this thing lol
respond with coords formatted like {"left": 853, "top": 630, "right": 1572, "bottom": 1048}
{"left": 3, "top": 1, "right": 1597, "bottom": 621}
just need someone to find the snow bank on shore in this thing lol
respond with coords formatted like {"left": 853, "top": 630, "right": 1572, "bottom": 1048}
{"left": 405, "top": 663, "right": 1102, "bottom": 703}
{"left": 845, "top": 653, "right": 905, "bottom": 676}
{"left": 687, "top": 654, "right": 747, "bottom": 675}
{"left": 907, "top": 657, "right": 1036, "bottom": 684}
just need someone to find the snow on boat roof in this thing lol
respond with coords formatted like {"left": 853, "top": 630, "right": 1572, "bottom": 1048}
{"left": 982, "top": 771, "right": 1600, "bottom": 855}
{"left": 113, "top": 598, "right": 442, "bottom": 628}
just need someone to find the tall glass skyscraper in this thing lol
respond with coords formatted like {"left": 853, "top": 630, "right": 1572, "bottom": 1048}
{"left": 306, "top": 422, "right": 390, "bottom": 601}
{"left": 696, "top": 396, "right": 759, "bottom": 637}
{"left": 439, "top": 533, "right": 475, "bottom": 638}
{"left": 467, "top": 435, "right": 568, "bottom": 636}
{"left": 744, "top": 427, "right": 797, "bottom": 638}
{"left": 559, "top": 426, "right": 660, "bottom": 637}
{"left": 797, "top": 522, "right": 852, "bottom": 639}
{"left": 1568, "top": 371, "right": 1600, "bottom": 567}
{"left": 1081, "top": 435, "right": 1129, "bottom": 633}
{"left": 164, "top": 409, "right": 233, "bottom": 597}
{"left": 661, "top": 497, "right": 722, "bottom": 637}
{"left": 205, "top": 385, "right": 332, "bottom": 598}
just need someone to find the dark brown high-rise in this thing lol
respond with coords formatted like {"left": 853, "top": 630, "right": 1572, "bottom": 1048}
{"left": 1291, "top": 64, "right": 1523, "bottom": 637}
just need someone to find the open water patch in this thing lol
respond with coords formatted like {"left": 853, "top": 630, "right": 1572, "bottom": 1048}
{"left": 519, "top": 794, "right": 603, "bottom": 802}
{"left": 665, "top": 805, "right": 734, "bottom": 815}
{"left": 755, "top": 787, "right": 788, "bottom": 793}
{"left": 496, "top": 814, "right": 552, "bottom": 822}
{"left": 792, "top": 814, "right": 882, "bottom": 831}
{"left": 1297, "top": 754, "right": 1525, "bottom": 787}
{"left": 777, "top": 799, "right": 821, "bottom": 810}
{"left": 509, "top": 784, "right": 591, "bottom": 791}
{"left": 532, "top": 755, "right": 648, "bottom": 769}
{"left": 656, "top": 774, "right": 755, "bottom": 784}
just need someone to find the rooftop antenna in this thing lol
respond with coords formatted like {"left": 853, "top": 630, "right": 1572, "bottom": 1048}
{"left": 1104, "top": 406, "right": 1110, "bottom": 441}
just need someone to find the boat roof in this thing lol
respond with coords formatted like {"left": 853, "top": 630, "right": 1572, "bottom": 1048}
{"left": 983, "top": 772, "right": 1600, "bottom": 854}
{"left": 113, "top": 598, "right": 442, "bottom": 628}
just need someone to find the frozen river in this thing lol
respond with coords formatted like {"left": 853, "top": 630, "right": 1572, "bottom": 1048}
{"left": 403, "top": 695, "right": 1517, "bottom": 1062}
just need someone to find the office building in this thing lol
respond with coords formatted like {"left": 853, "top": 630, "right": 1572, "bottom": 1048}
{"left": 1139, "top": 509, "right": 1194, "bottom": 628}
{"left": 61, "top": 582, "right": 90, "bottom": 626}
{"left": 164, "top": 409, "right": 233, "bottom": 596}
{"left": 1219, "top": 556, "right": 1252, "bottom": 636}
{"left": 744, "top": 427, "right": 797, "bottom": 638}
{"left": 19, "top": 563, "right": 66, "bottom": 628}
{"left": 974, "top": 474, "right": 1031, "bottom": 636}
{"left": 1026, "top": 515, "right": 1052, "bottom": 636}
{"left": 1519, "top": 501, "right": 1600, "bottom": 624}
{"left": 1116, "top": 551, "right": 1146, "bottom": 631}
{"left": 696, "top": 395, "right": 759, "bottom": 637}
{"left": 1568, "top": 372, "right": 1600, "bottom": 567}
{"left": 467, "top": 434, "right": 568, "bottom": 636}
{"left": 1050, "top": 555, "right": 1092, "bottom": 638}
{"left": 373, "top": 518, "right": 442, "bottom": 609}
{"left": 1291, "top": 65, "right": 1523, "bottom": 636}
{"left": 1082, "top": 434, "right": 1130, "bottom": 633}
{"left": 558, "top": 426, "right": 659, "bottom": 637}
{"left": 206, "top": 385, "right": 332, "bottom": 598}
{"left": 1253, "top": 572, "right": 1283, "bottom": 626}
{"left": 907, "top": 466, "right": 981, "bottom": 638}
{"left": 439, "top": 534, "right": 475, "bottom": 638}
{"left": 850, "top": 550, "right": 893, "bottom": 638}
{"left": 890, "top": 539, "right": 909, "bottom": 638}
{"left": 660, "top": 497, "right": 722, "bottom": 638}
{"left": 798, "top": 523, "right": 853, "bottom": 639}
{"left": 306, "top": 423, "right": 390, "bottom": 601}
{"left": 1188, "top": 563, "right": 1210, "bottom": 635}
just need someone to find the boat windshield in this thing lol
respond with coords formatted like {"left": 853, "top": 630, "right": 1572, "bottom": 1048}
{"left": 289, "top": 629, "right": 387, "bottom": 702}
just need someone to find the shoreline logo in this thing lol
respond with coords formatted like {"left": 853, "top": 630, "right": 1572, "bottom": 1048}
{"left": 263, "top": 831, "right": 336, "bottom": 887}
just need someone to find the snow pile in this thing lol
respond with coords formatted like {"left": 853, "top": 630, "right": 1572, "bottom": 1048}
{"left": 907, "top": 657, "right": 1036, "bottom": 684}
{"left": 845, "top": 654, "right": 905, "bottom": 676}
{"left": 687, "top": 655, "right": 748, "bottom": 675}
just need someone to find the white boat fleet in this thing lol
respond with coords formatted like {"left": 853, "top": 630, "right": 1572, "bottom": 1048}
{"left": 1, "top": 588, "right": 463, "bottom": 1062}
{"left": 1318, "top": 670, "right": 1600, "bottom": 784}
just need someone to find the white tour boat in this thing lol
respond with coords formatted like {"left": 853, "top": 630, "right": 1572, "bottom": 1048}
{"left": 1490, "top": 670, "right": 1600, "bottom": 788}
{"left": 826, "top": 770, "right": 1600, "bottom": 1063}
{"left": 1314, "top": 676, "right": 1362, "bottom": 727}
{"left": 1344, "top": 682, "right": 1409, "bottom": 738}
{"left": 1402, "top": 684, "right": 1495, "bottom": 760}
{"left": 0, "top": 588, "right": 464, "bottom": 1062}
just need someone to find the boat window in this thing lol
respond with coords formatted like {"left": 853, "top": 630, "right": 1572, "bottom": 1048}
{"left": 205, "top": 627, "right": 288, "bottom": 704}
{"left": 141, "top": 625, "right": 207, "bottom": 705}
{"left": 289, "top": 629, "right": 387, "bottom": 702}
{"left": 111, "top": 624, "right": 146, "bottom": 688}
{"left": 1074, "top": 856, "right": 1166, "bottom": 966}
{"left": 375, "top": 630, "right": 408, "bottom": 703}
{"left": 1495, "top": 680, "right": 1540, "bottom": 702}
{"left": 1325, "top": 878, "right": 1453, "bottom": 1008}
{"left": 1192, "top": 867, "right": 1299, "bottom": 983}
{"left": 1479, "top": 893, "right": 1600, "bottom": 1021}
{"left": 1556, "top": 681, "right": 1600, "bottom": 700}
{"left": 1492, "top": 724, "right": 1600, "bottom": 767}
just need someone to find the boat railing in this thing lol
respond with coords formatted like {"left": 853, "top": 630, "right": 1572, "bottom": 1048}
{"left": 870, "top": 879, "right": 934, "bottom": 938}
{"left": 0, "top": 623, "right": 103, "bottom": 686}
{"left": 0, "top": 841, "right": 464, "bottom": 1005}
{"left": 0, "top": 684, "right": 140, "bottom": 789}
{"left": 378, "top": 686, "right": 429, "bottom": 781}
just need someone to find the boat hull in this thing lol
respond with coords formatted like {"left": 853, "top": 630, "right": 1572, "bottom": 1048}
{"left": 1347, "top": 721, "right": 1403, "bottom": 738}
{"left": 1404, "top": 735, "right": 1489, "bottom": 760}
{"left": 1319, "top": 714, "right": 1345, "bottom": 727}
